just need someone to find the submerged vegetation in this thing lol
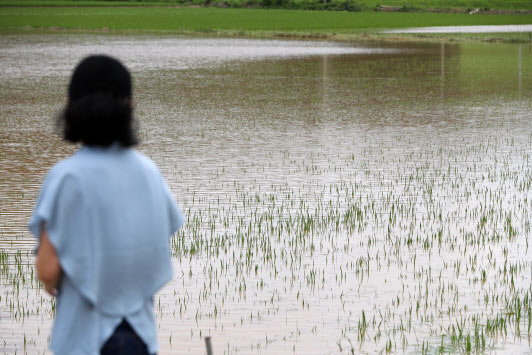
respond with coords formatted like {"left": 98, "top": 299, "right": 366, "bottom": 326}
{"left": 3, "top": 104, "right": 530, "bottom": 352}
{"left": 164, "top": 125, "right": 531, "bottom": 352}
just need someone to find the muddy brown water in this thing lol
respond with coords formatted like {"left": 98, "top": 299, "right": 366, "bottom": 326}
{"left": 0, "top": 35, "right": 531, "bottom": 353}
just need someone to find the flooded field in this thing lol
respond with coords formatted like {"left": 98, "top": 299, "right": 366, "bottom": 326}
{"left": 0, "top": 35, "right": 531, "bottom": 354}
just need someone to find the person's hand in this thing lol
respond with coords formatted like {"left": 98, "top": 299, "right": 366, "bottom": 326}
{"left": 36, "top": 224, "right": 62, "bottom": 297}
{"left": 44, "top": 284, "right": 58, "bottom": 297}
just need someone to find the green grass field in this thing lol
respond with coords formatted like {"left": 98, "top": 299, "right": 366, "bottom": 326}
{"left": 1, "top": 0, "right": 531, "bottom": 10}
{"left": 1, "top": 5, "right": 530, "bottom": 43}
{"left": 1, "top": 7, "right": 530, "bottom": 33}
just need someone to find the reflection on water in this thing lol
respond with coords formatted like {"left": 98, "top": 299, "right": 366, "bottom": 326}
{"left": 0, "top": 35, "right": 405, "bottom": 79}
{"left": 0, "top": 35, "right": 531, "bottom": 353}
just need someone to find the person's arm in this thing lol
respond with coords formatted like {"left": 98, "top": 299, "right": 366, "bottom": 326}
{"left": 35, "top": 224, "right": 62, "bottom": 296}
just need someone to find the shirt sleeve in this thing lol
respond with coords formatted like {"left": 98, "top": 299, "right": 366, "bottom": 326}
{"left": 29, "top": 167, "right": 83, "bottom": 241}
{"left": 29, "top": 168, "right": 94, "bottom": 300}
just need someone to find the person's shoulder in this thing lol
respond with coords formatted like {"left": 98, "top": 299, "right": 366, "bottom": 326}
{"left": 128, "top": 149, "right": 162, "bottom": 175}
{"left": 40, "top": 154, "right": 84, "bottom": 195}
{"left": 47, "top": 153, "right": 83, "bottom": 180}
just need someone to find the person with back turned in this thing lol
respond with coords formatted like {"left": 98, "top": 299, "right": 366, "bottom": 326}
{"left": 30, "top": 55, "right": 184, "bottom": 354}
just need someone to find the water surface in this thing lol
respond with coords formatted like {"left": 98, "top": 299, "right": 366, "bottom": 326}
{"left": 0, "top": 35, "right": 531, "bottom": 354}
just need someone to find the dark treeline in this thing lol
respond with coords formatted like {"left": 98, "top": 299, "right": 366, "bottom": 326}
{"left": 103, "top": 0, "right": 377, "bottom": 12}
{"left": 211, "top": 0, "right": 367, "bottom": 11}
{"left": 55, "top": 0, "right": 531, "bottom": 12}
{"left": 56, "top": 0, "right": 531, "bottom": 12}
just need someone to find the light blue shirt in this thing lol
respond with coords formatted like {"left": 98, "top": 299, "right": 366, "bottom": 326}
{"left": 29, "top": 145, "right": 184, "bottom": 354}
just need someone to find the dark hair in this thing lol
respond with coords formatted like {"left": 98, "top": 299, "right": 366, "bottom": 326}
{"left": 59, "top": 55, "right": 138, "bottom": 147}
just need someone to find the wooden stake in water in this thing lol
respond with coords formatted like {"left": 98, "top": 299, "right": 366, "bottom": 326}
{"left": 205, "top": 336, "right": 213, "bottom": 355}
